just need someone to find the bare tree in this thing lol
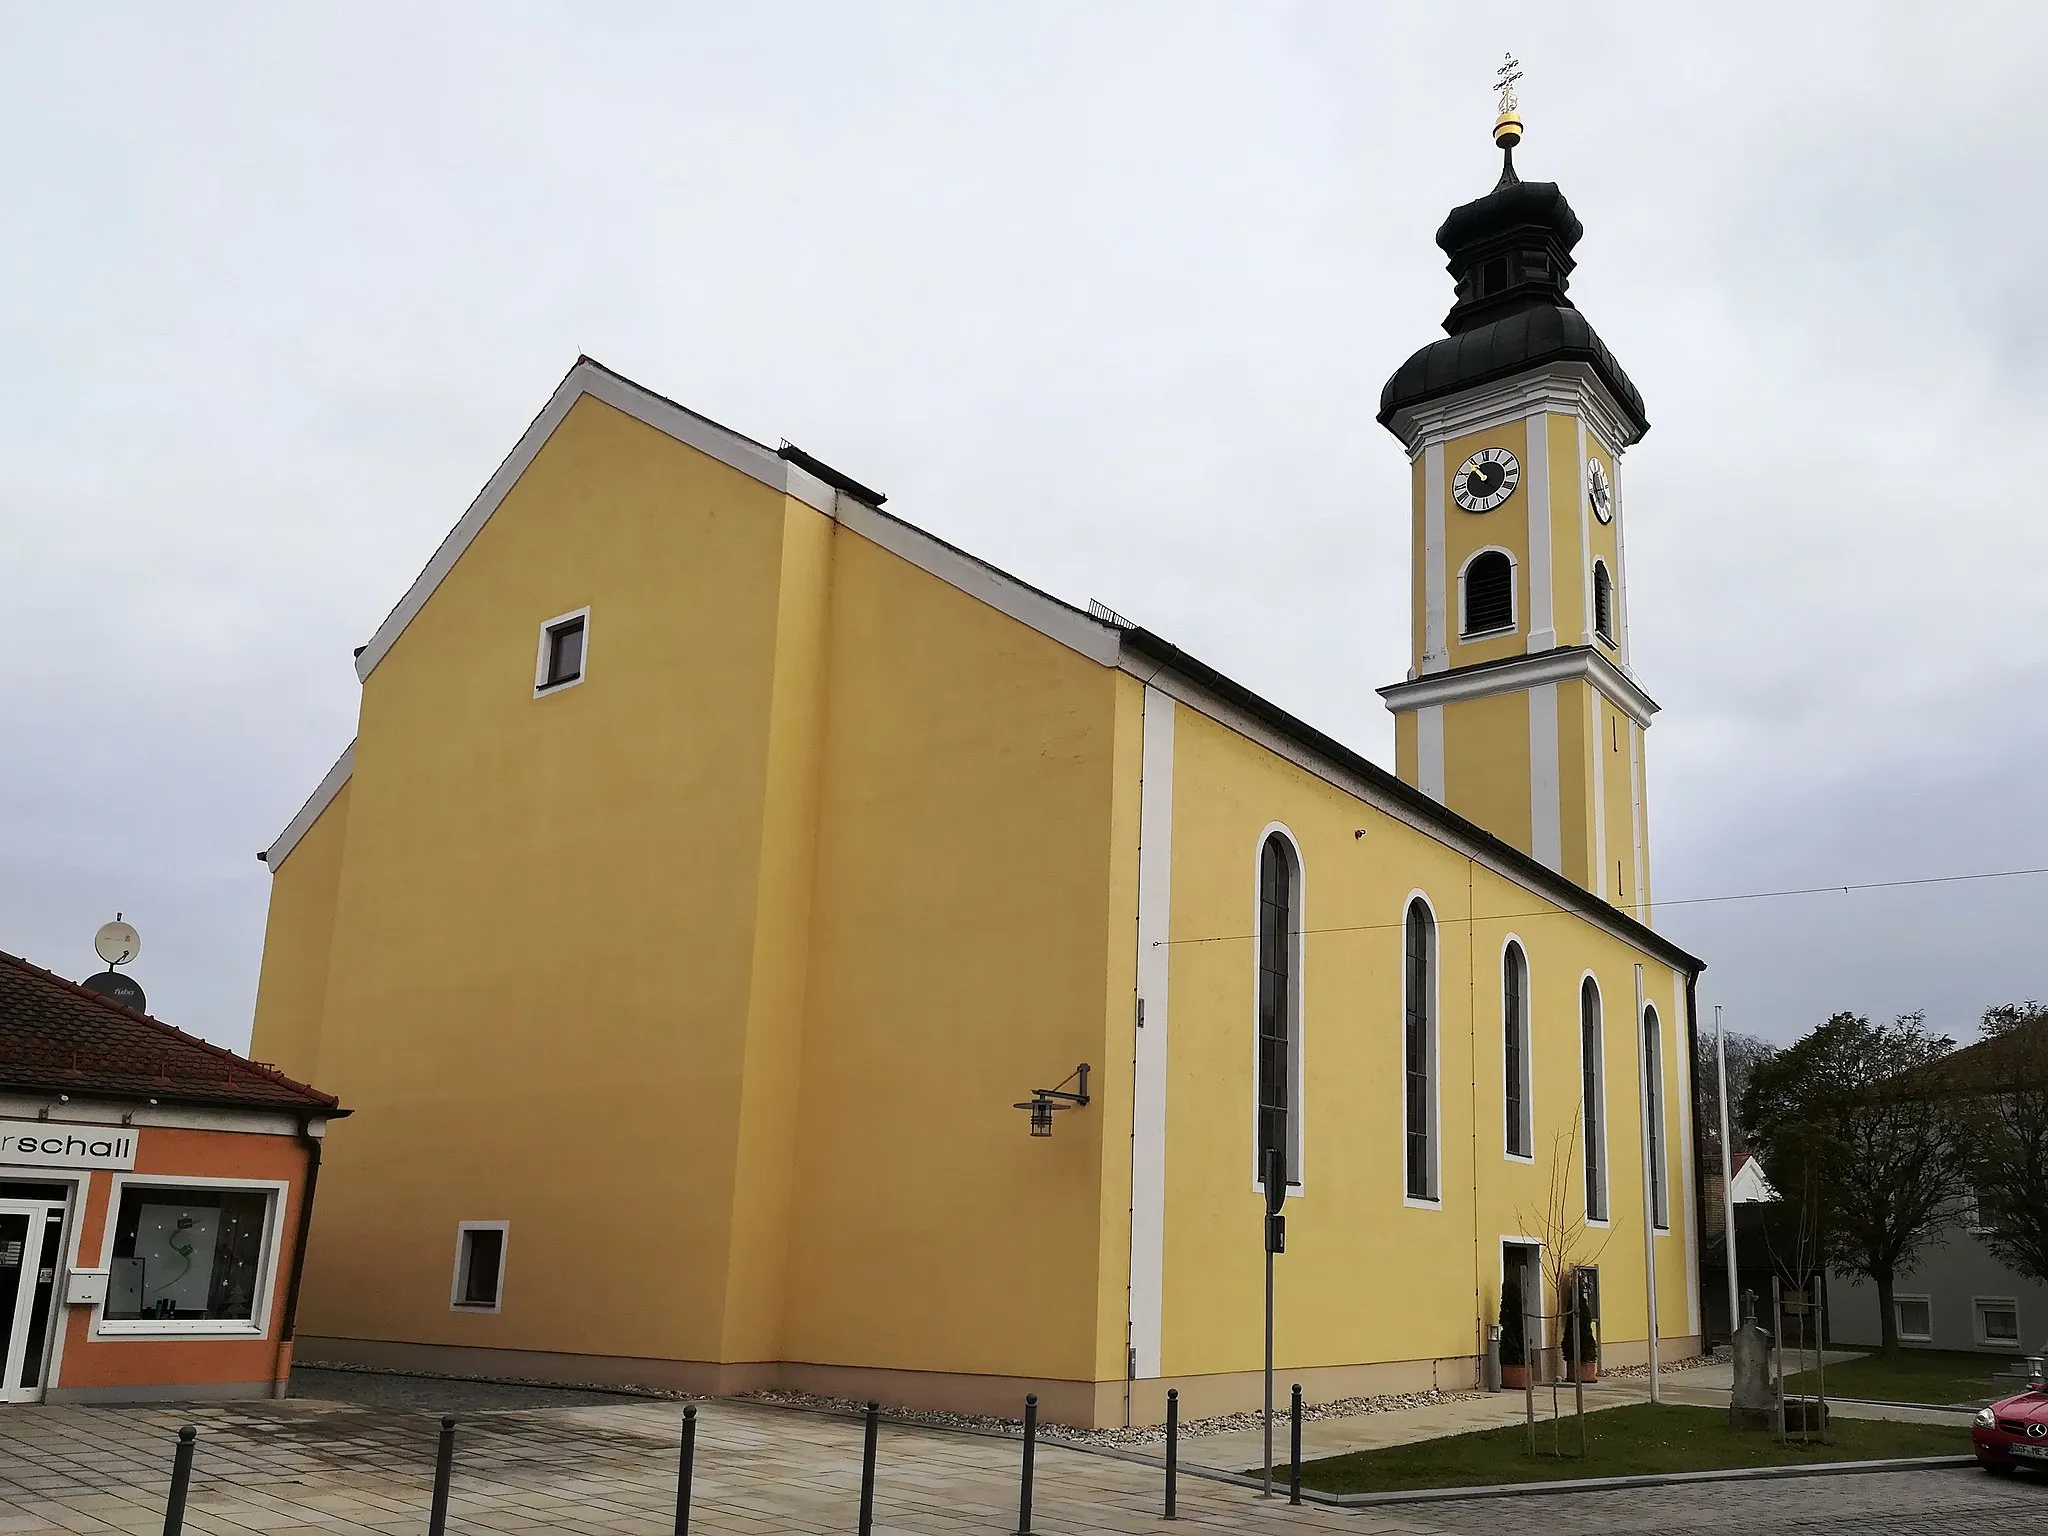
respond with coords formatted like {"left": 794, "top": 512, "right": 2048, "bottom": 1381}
{"left": 1518, "top": 1107, "right": 1611, "bottom": 1370}
{"left": 1693, "top": 1029, "right": 1778, "bottom": 1164}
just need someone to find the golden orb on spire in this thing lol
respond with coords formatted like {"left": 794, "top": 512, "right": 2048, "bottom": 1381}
{"left": 1493, "top": 52, "right": 1524, "bottom": 148}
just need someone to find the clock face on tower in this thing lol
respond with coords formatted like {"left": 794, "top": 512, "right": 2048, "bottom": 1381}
{"left": 1587, "top": 458, "right": 1613, "bottom": 524}
{"left": 1452, "top": 448, "right": 1520, "bottom": 512}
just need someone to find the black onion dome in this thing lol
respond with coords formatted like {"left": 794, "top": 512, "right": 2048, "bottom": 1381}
{"left": 1378, "top": 154, "right": 1648, "bottom": 438}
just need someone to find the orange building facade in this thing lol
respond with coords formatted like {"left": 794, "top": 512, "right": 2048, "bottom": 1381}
{"left": 0, "top": 952, "right": 343, "bottom": 1403}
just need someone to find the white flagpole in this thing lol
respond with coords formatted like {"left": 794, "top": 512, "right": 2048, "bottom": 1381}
{"left": 1715, "top": 1005, "right": 1740, "bottom": 1343}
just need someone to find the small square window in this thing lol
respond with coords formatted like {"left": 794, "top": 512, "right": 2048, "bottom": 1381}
{"left": 1895, "top": 1295, "right": 1932, "bottom": 1343}
{"left": 452, "top": 1224, "right": 506, "bottom": 1311}
{"left": 1975, "top": 1298, "right": 2021, "bottom": 1348}
{"left": 534, "top": 609, "right": 588, "bottom": 695}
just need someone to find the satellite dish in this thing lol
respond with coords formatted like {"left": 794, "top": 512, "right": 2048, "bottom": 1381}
{"left": 81, "top": 971, "right": 147, "bottom": 1013}
{"left": 94, "top": 918, "right": 141, "bottom": 967}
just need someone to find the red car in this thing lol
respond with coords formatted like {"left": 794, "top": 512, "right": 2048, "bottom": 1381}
{"left": 1974, "top": 1379, "right": 2048, "bottom": 1475}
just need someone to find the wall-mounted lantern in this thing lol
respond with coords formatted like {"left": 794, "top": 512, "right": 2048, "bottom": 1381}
{"left": 1014, "top": 1064, "right": 1091, "bottom": 1138}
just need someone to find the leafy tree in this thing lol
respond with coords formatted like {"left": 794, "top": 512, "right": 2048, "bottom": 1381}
{"left": 1741, "top": 1011, "right": 1963, "bottom": 1357}
{"left": 1694, "top": 1029, "right": 1778, "bottom": 1163}
{"left": 1946, "top": 1002, "right": 2048, "bottom": 1290}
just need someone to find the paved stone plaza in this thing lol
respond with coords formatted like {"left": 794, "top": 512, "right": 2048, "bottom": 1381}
{"left": 0, "top": 1374, "right": 2035, "bottom": 1536}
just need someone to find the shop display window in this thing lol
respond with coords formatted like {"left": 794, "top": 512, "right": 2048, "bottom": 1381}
{"left": 105, "top": 1186, "right": 271, "bottom": 1323}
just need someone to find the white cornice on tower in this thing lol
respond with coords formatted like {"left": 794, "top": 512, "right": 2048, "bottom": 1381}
{"left": 1377, "top": 644, "right": 1660, "bottom": 730}
{"left": 1383, "top": 361, "right": 1643, "bottom": 461}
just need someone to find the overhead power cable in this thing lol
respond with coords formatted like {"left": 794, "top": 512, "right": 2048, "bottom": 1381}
{"left": 1157, "top": 864, "right": 2048, "bottom": 947}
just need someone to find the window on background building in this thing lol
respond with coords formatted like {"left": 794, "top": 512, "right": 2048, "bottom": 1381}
{"left": 1895, "top": 1295, "right": 1933, "bottom": 1343}
{"left": 1503, "top": 942, "right": 1532, "bottom": 1159}
{"left": 1593, "top": 562, "right": 1614, "bottom": 644}
{"left": 1975, "top": 1298, "right": 2021, "bottom": 1349}
{"left": 453, "top": 1224, "right": 507, "bottom": 1310}
{"left": 1405, "top": 900, "right": 1438, "bottom": 1201}
{"left": 537, "top": 611, "right": 587, "bottom": 691}
{"left": 104, "top": 1186, "right": 272, "bottom": 1323}
{"left": 1643, "top": 1004, "right": 1668, "bottom": 1229}
{"left": 1255, "top": 834, "right": 1298, "bottom": 1191}
{"left": 1461, "top": 551, "right": 1514, "bottom": 636}
{"left": 1581, "top": 977, "right": 1607, "bottom": 1221}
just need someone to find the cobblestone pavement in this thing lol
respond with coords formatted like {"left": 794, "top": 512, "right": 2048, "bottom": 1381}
{"left": 0, "top": 1382, "right": 2036, "bottom": 1536}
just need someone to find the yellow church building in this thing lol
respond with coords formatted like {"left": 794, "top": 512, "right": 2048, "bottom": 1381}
{"left": 250, "top": 114, "right": 1704, "bottom": 1427}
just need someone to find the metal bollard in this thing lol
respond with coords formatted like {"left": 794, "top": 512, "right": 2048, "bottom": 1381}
{"left": 674, "top": 1405, "right": 697, "bottom": 1536}
{"left": 858, "top": 1400, "right": 880, "bottom": 1536}
{"left": 1289, "top": 1383, "right": 1302, "bottom": 1506}
{"left": 1163, "top": 1388, "right": 1179, "bottom": 1520}
{"left": 161, "top": 1425, "right": 196, "bottom": 1536}
{"left": 427, "top": 1416, "right": 456, "bottom": 1536}
{"left": 1017, "top": 1393, "right": 1038, "bottom": 1536}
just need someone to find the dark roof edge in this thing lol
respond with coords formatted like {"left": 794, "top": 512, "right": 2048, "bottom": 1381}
{"left": 1376, "top": 340, "right": 1651, "bottom": 439}
{"left": 1119, "top": 628, "right": 1704, "bottom": 976}
{"left": 0, "top": 951, "right": 345, "bottom": 1112}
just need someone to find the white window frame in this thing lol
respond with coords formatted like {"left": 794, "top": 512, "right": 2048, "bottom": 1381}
{"left": 1247, "top": 825, "right": 1307, "bottom": 1195}
{"left": 1580, "top": 974, "right": 1610, "bottom": 1227}
{"left": 1894, "top": 1294, "right": 1933, "bottom": 1343}
{"left": 1402, "top": 892, "right": 1442, "bottom": 1209}
{"left": 1642, "top": 1002, "right": 1669, "bottom": 1231}
{"left": 450, "top": 1221, "right": 510, "bottom": 1313}
{"left": 1457, "top": 546, "right": 1520, "bottom": 640}
{"left": 1502, "top": 937, "right": 1534, "bottom": 1164}
{"left": 90, "top": 1174, "right": 290, "bottom": 1340}
{"left": 1973, "top": 1296, "right": 2021, "bottom": 1349}
{"left": 533, "top": 606, "right": 591, "bottom": 697}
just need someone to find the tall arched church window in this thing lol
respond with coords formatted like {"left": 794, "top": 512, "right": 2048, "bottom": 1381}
{"left": 1503, "top": 942, "right": 1532, "bottom": 1159}
{"left": 1643, "top": 1004, "right": 1668, "bottom": 1229}
{"left": 1404, "top": 900, "right": 1438, "bottom": 1201}
{"left": 1461, "top": 550, "right": 1515, "bottom": 637}
{"left": 1581, "top": 977, "right": 1607, "bottom": 1221}
{"left": 1256, "top": 835, "right": 1299, "bottom": 1189}
{"left": 1593, "top": 561, "right": 1614, "bottom": 644}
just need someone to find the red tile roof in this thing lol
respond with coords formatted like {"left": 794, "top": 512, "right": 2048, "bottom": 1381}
{"left": 0, "top": 951, "right": 341, "bottom": 1114}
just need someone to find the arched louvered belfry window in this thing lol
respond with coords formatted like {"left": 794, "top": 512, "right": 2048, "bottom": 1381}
{"left": 1581, "top": 977, "right": 1607, "bottom": 1221}
{"left": 1256, "top": 834, "right": 1298, "bottom": 1191}
{"left": 1593, "top": 561, "right": 1614, "bottom": 644}
{"left": 1461, "top": 550, "right": 1514, "bottom": 637}
{"left": 1503, "top": 942, "right": 1532, "bottom": 1159}
{"left": 1403, "top": 899, "right": 1438, "bottom": 1200}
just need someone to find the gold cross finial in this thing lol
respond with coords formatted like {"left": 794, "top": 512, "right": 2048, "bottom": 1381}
{"left": 1493, "top": 52, "right": 1524, "bottom": 150}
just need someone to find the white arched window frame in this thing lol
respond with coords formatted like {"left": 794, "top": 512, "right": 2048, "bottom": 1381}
{"left": 1249, "top": 826, "right": 1306, "bottom": 1194}
{"left": 1579, "top": 973, "right": 1610, "bottom": 1225}
{"left": 1641, "top": 1002, "right": 1669, "bottom": 1231}
{"left": 1457, "top": 546, "right": 1519, "bottom": 639}
{"left": 1402, "top": 894, "right": 1441, "bottom": 1206}
{"left": 1502, "top": 937, "right": 1533, "bottom": 1162}
{"left": 1592, "top": 560, "right": 1615, "bottom": 646}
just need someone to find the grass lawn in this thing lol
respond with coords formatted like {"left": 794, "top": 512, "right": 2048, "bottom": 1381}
{"left": 1783, "top": 1348, "right": 2016, "bottom": 1408}
{"left": 1288, "top": 1403, "right": 1967, "bottom": 1494}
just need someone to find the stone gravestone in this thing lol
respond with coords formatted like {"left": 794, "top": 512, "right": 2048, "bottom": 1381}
{"left": 1728, "top": 1290, "right": 1776, "bottom": 1430}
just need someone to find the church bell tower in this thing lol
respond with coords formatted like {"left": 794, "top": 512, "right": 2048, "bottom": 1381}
{"left": 1378, "top": 71, "right": 1658, "bottom": 918}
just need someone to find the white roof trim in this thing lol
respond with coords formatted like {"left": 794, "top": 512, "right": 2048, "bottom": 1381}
{"left": 1378, "top": 645, "right": 1660, "bottom": 728}
{"left": 352, "top": 360, "right": 838, "bottom": 684}
{"left": 263, "top": 741, "right": 355, "bottom": 872}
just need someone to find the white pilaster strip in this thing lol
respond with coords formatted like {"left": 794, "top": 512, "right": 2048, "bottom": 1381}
{"left": 1630, "top": 722, "right": 1647, "bottom": 924}
{"left": 1524, "top": 411, "right": 1554, "bottom": 651}
{"left": 1590, "top": 689, "right": 1608, "bottom": 898}
{"left": 1529, "top": 684, "right": 1561, "bottom": 870}
{"left": 1129, "top": 687, "right": 1175, "bottom": 1380}
{"left": 1423, "top": 443, "right": 1447, "bottom": 673}
{"left": 1610, "top": 448, "right": 1634, "bottom": 667}
{"left": 1576, "top": 417, "right": 1594, "bottom": 646}
{"left": 1418, "top": 705, "right": 1446, "bottom": 802}
{"left": 1675, "top": 970, "right": 1700, "bottom": 1335}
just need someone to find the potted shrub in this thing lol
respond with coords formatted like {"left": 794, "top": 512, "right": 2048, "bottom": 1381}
{"left": 1572, "top": 1292, "right": 1600, "bottom": 1382}
{"left": 1498, "top": 1281, "right": 1528, "bottom": 1389}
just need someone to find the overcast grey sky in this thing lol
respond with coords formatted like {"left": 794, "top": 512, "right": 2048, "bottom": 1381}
{"left": 4, "top": 3, "right": 2044, "bottom": 1056}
